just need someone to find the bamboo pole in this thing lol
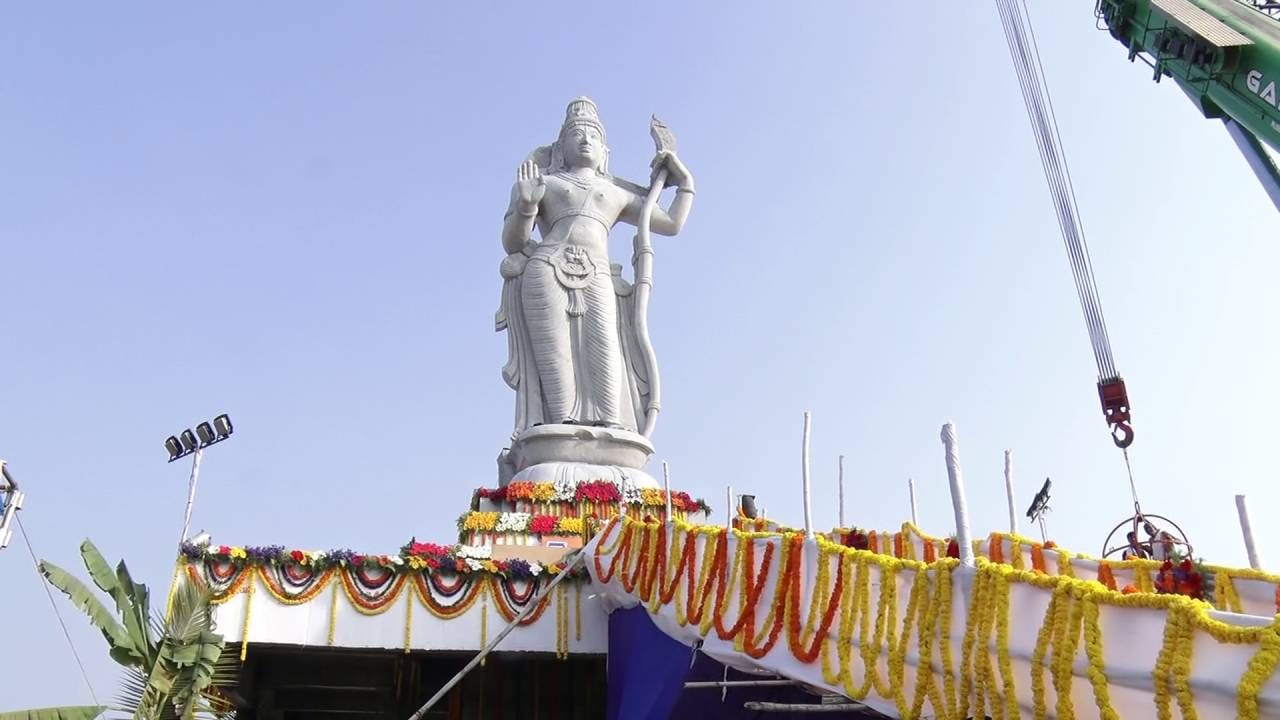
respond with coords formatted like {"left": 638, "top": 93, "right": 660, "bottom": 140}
{"left": 1236, "top": 494, "right": 1263, "bottom": 570}
{"left": 663, "top": 461, "right": 672, "bottom": 520}
{"left": 908, "top": 477, "right": 919, "bottom": 526}
{"left": 1004, "top": 450, "right": 1018, "bottom": 535}
{"left": 837, "top": 455, "right": 845, "bottom": 529}
{"left": 801, "top": 412, "right": 813, "bottom": 538}
{"left": 726, "top": 484, "right": 733, "bottom": 527}
{"left": 940, "top": 422, "right": 975, "bottom": 568}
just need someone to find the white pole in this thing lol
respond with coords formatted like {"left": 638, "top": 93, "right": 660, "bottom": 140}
{"left": 663, "top": 461, "right": 673, "bottom": 520}
{"left": 179, "top": 448, "right": 203, "bottom": 545}
{"left": 940, "top": 422, "right": 975, "bottom": 567}
{"left": 1236, "top": 494, "right": 1263, "bottom": 570}
{"left": 801, "top": 412, "right": 814, "bottom": 539}
{"left": 1004, "top": 449, "right": 1018, "bottom": 535}
{"left": 726, "top": 484, "right": 733, "bottom": 528}
{"left": 908, "top": 477, "right": 919, "bottom": 527}
{"left": 837, "top": 455, "right": 845, "bottom": 529}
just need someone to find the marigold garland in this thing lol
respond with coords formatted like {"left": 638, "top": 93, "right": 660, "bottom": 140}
{"left": 1238, "top": 624, "right": 1280, "bottom": 720}
{"left": 239, "top": 572, "right": 255, "bottom": 661}
{"left": 328, "top": 581, "right": 338, "bottom": 646}
{"left": 1031, "top": 545, "right": 1047, "bottom": 573}
{"left": 258, "top": 566, "right": 335, "bottom": 605}
{"left": 1097, "top": 563, "right": 1117, "bottom": 592}
{"left": 1082, "top": 595, "right": 1120, "bottom": 720}
{"left": 1030, "top": 585, "right": 1064, "bottom": 720}
{"left": 994, "top": 572, "right": 1019, "bottom": 720}
{"left": 1153, "top": 605, "right": 1180, "bottom": 720}
{"left": 404, "top": 586, "right": 414, "bottom": 653}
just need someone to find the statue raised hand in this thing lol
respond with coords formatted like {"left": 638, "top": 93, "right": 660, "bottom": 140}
{"left": 513, "top": 159, "right": 546, "bottom": 216}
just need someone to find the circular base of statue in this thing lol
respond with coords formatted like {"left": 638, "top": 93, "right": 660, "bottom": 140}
{"left": 509, "top": 423, "right": 654, "bottom": 471}
{"left": 509, "top": 460, "right": 659, "bottom": 490}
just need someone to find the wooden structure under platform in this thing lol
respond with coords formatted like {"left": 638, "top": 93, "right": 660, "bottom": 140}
{"left": 233, "top": 645, "right": 606, "bottom": 720}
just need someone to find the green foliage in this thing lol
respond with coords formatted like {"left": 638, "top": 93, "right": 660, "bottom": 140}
{"left": 15, "top": 540, "right": 238, "bottom": 720}
{"left": 0, "top": 708, "right": 106, "bottom": 720}
{"left": 38, "top": 558, "right": 140, "bottom": 666}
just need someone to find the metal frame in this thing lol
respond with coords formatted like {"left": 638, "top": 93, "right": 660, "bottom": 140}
{"left": 1224, "top": 118, "right": 1280, "bottom": 212}
{"left": 0, "top": 461, "right": 26, "bottom": 550}
{"left": 1101, "top": 511, "right": 1193, "bottom": 560}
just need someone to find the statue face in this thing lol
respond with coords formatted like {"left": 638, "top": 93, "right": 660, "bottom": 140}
{"left": 560, "top": 124, "right": 605, "bottom": 170}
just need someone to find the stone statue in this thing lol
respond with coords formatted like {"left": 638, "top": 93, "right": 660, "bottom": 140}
{"left": 496, "top": 98, "right": 694, "bottom": 444}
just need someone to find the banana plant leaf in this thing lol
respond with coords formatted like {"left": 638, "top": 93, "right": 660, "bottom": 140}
{"left": 0, "top": 707, "right": 107, "bottom": 720}
{"left": 78, "top": 541, "right": 155, "bottom": 668}
{"left": 38, "top": 560, "right": 140, "bottom": 666}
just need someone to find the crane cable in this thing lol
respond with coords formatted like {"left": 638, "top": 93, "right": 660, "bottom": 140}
{"left": 993, "top": 0, "right": 1142, "bottom": 505}
{"left": 16, "top": 512, "right": 101, "bottom": 705}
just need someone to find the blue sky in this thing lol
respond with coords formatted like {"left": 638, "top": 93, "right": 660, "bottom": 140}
{"left": 4, "top": 1, "right": 1280, "bottom": 708}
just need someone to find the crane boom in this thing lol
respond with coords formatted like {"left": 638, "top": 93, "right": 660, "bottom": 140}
{"left": 1097, "top": 0, "right": 1280, "bottom": 206}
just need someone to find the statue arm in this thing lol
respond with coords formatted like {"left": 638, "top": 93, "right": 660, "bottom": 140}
{"left": 620, "top": 151, "right": 695, "bottom": 236}
{"left": 503, "top": 160, "right": 546, "bottom": 255}
{"left": 502, "top": 184, "right": 539, "bottom": 255}
{"left": 649, "top": 185, "right": 694, "bottom": 236}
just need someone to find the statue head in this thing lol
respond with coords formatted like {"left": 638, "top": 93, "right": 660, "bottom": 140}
{"left": 550, "top": 97, "right": 609, "bottom": 175}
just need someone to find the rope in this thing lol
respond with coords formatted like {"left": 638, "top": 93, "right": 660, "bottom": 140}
{"left": 16, "top": 513, "right": 100, "bottom": 706}
{"left": 994, "top": 0, "right": 1119, "bottom": 381}
{"left": 1122, "top": 447, "right": 1141, "bottom": 512}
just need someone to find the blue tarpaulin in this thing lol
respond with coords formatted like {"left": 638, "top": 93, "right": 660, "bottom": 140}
{"left": 606, "top": 605, "right": 880, "bottom": 719}
{"left": 606, "top": 605, "right": 690, "bottom": 720}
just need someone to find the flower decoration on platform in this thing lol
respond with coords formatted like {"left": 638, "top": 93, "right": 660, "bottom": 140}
{"left": 575, "top": 480, "right": 621, "bottom": 504}
{"left": 1154, "top": 555, "right": 1215, "bottom": 603}
{"left": 470, "top": 477, "right": 711, "bottom": 514}
{"left": 183, "top": 537, "right": 588, "bottom": 581}
{"left": 529, "top": 514, "right": 558, "bottom": 535}
{"left": 557, "top": 517, "right": 585, "bottom": 535}
{"left": 495, "top": 512, "right": 531, "bottom": 533}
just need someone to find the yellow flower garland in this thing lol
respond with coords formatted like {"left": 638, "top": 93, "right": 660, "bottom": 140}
{"left": 328, "top": 580, "right": 338, "bottom": 646}
{"left": 1238, "top": 624, "right": 1280, "bottom": 720}
{"left": 1082, "top": 595, "right": 1119, "bottom": 720}
{"left": 240, "top": 572, "right": 255, "bottom": 661}
{"left": 404, "top": 586, "right": 413, "bottom": 653}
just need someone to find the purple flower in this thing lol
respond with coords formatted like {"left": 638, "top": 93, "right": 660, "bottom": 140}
{"left": 506, "top": 559, "right": 534, "bottom": 580}
{"left": 245, "top": 545, "right": 285, "bottom": 563}
{"left": 327, "top": 549, "right": 358, "bottom": 566}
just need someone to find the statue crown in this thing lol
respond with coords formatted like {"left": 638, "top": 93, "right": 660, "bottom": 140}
{"left": 560, "top": 96, "right": 606, "bottom": 142}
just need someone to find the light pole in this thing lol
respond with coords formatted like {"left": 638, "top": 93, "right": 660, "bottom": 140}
{"left": 0, "top": 461, "right": 25, "bottom": 550}
{"left": 165, "top": 414, "right": 233, "bottom": 547}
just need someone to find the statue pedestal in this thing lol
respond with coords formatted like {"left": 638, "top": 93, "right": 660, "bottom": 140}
{"left": 497, "top": 424, "right": 658, "bottom": 488}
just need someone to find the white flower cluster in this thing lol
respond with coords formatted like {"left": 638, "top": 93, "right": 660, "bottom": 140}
{"left": 456, "top": 544, "right": 492, "bottom": 571}
{"left": 495, "top": 512, "right": 531, "bottom": 533}
{"left": 619, "top": 476, "right": 642, "bottom": 505}
{"left": 552, "top": 476, "right": 578, "bottom": 502}
{"left": 455, "top": 545, "right": 492, "bottom": 560}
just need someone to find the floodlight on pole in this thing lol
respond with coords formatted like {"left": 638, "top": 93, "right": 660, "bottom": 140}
{"left": 166, "top": 413, "right": 234, "bottom": 547}
{"left": 165, "top": 436, "right": 183, "bottom": 462}
{"left": 195, "top": 422, "right": 215, "bottom": 446}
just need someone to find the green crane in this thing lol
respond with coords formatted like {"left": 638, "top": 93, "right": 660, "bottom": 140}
{"left": 1095, "top": 0, "right": 1280, "bottom": 207}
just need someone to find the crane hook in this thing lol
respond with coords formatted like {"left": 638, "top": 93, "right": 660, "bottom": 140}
{"left": 1098, "top": 377, "right": 1134, "bottom": 449}
{"left": 1110, "top": 421, "right": 1134, "bottom": 449}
